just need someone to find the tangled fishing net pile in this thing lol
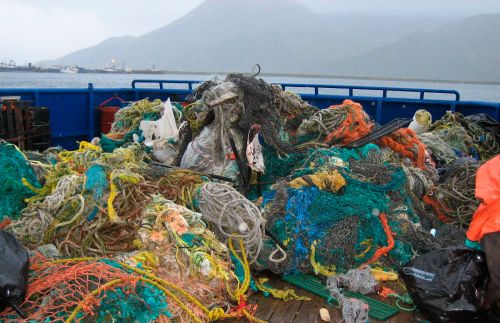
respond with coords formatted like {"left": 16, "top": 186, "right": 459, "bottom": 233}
{"left": 1, "top": 74, "right": 499, "bottom": 322}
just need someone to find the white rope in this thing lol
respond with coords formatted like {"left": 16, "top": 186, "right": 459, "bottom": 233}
{"left": 197, "top": 183, "right": 265, "bottom": 263}
{"left": 45, "top": 175, "right": 80, "bottom": 211}
{"left": 269, "top": 244, "right": 287, "bottom": 263}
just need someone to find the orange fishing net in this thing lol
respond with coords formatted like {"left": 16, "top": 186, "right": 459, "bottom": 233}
{"left": 0, "top": 254, "right": 139, "bottom": 322}
{"left": 323, "top": 100, "right": 374, "bottom": 146}
{"left": 379, "top": 128, "right": 427, "bottom": 169}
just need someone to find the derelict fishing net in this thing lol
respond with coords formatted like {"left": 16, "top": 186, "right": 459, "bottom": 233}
{"left": 0, "top": 142, "right": 40, "bottom": 220}
{"left": 428, "top": 111, "right": 500, "bottom": 161}
{"left": 4, "top": 74, "right": 500, "bottom": 321}
{"left": 297, "top": 99, "right": 374, "bottom": 146}
{"left": 433, "top": 158, "right": 482, "bottom": 226}
{"left": 0, "top": 254, "right": 172, "bottom": 322}
{"left": 259, "top": 144, "right": 423, "bottom": 274}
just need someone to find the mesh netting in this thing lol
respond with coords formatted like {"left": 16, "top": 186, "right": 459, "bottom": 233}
{"left": 0, "top": 255, "right": 171, "bottom": 322}
{"left": 0, "top": 142, "right": 40, "bottom": 220}
{"left": 428, "top": 111, "right": 500, "bottom": 161}
{"left": 259, "top": 145, "right": 420, "bottom": 274}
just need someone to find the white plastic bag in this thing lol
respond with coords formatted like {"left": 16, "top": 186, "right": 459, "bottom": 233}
{"left": 246, "top": 125, "right": 265, "bottom": 173}
{"left": 140, "top": 98, "right": 179, "bottom": 147}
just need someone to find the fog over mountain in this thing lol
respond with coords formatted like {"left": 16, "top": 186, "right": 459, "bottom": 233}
{"left": 45, "top": 0, "right": 500, "bottom": 82}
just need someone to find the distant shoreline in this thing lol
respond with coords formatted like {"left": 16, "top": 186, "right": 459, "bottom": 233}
{"left": 1, "top": 69, "right": 499, "bottom": 86}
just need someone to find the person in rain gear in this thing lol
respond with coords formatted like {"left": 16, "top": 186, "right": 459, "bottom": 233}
{"left": 466, "top": 154, "right": 500, "bottom": 305}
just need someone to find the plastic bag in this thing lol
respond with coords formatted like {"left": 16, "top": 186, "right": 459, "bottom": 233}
{"left": 0, "top": 230, "right": 29, "bottom": 316}
{"left": 246, "top": 125, "right": 265, "bottom": 173}
{"left": 139, "top": 98, "right": 179, "bottom": 147}
{"left": 180, "top": 123, "right": 238, "bottom": 179}
{"left": 181, "top": 123, "right": 216, "bottom": 173}
{"left": 400, "top": 247, "right": 488, "bottom": 322}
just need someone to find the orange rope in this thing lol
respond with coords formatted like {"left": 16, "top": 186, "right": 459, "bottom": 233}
{"left": 323, "top": 100, "right": 374, "bottom": 145}
{"left": 422, "top": 194, "right": 452, "bottom": 223}
{"left": 379, "top": 286, "right": 397, "bottom": 298}
{"left": 380, "top": 128, "right": 426, "bottom": 169}
{"left": 0, "top": 218, "right": 11, "bottom": 229}
{"left": 365, "top": 213, "right": 395, "bottom": 264}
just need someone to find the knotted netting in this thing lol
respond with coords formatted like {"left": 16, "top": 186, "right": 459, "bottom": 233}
{"left": 259, "top": 144, "right": 420, "bottom": 274}
{"left": 0, "top": 141, "right": 40, "bottom": 220}
{"left": 0, "top": 254, "right": 172, "bottom": 322}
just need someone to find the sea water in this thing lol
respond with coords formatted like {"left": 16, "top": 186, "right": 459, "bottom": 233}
{"left": 1, "top": 71, "right": 499, "bottom": 102}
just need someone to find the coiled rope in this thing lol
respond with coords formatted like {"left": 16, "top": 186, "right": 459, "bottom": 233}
{"left": 197, "top": 183, "right": 265, "bottom": 264}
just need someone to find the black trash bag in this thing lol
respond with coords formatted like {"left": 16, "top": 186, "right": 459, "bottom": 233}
{"left": 0, "top": 230, "right": 29, "bottom": 317}
{"left": 400, "top": 247, "right": 489, "bottom": 322}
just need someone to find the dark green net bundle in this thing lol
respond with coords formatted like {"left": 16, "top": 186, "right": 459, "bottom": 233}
{"left": 257, "top": 144, "right": 463, "bottom": 275}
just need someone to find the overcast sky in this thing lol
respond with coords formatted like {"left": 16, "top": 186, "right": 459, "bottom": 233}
{"left": 1, "top": 0, "right": 499, "bottom": 64}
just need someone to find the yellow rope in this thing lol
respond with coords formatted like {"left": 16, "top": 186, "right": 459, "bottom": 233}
{"left": 107, "top": 171, "right": 142, "bottom": 222}
{"left": 310, "top": 240, "right": 335, "bottom": 276}
{"left": 255, "top": 278, "right": 310, "bottom": 302}
{"left": 48, "top": 242, "right": 266, "bottom": 322}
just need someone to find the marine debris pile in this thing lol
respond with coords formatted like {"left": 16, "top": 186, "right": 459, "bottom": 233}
{"left": 1, "top": 74, "right": 499, "bottom": 322}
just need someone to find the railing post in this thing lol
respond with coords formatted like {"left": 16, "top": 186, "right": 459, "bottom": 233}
{"left": 88, "top": 83, "right": 95, "bottom": 141}
{"left": 376, "top": 99, "right": 383, "bottom": 123}
{"left": 34, "top": 90, "right": 40, "bottom": 108}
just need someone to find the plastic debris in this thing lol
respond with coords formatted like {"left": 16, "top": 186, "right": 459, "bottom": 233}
{"left": 0, "top": 230, "right": 29, "bottom": 317}
{"left": 1, "top": 74, "right": 499, "bottom": 322}
{"left": 319, "top": 307, "right": 330, "bottom": 321}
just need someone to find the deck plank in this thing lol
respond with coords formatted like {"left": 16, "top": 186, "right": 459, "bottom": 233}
{"left": 321, "top": 300, "right": 343, "bottom": 323}
{"left": 238, "top": 275, "right": 428, "bottom": 323}
{"left": 252, "top": 292, "right": 281, "bottom": 321}
{"left": 292, "top": 294, "right": 322, "bottom": 323}
{"left": 269, "top": 298, "right": 303, "bottom": 323}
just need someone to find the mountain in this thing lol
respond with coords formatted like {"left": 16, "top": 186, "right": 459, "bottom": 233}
{"left": 48, "top": 0, "right": 366, "bottom": 73}
{"left": 45, "top": 0, "right": 500, "bottom": 82}
{"left": 330, "top": 13, "right": 500, "bottom": 82}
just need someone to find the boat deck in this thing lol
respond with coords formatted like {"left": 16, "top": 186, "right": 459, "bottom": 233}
{"left": 224, "top": 275, "right": 426, "bottom": 323}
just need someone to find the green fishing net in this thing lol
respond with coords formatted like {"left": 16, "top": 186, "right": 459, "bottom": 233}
{"left": 101, "top": 99, "right": 166, "bottom": 153}
{"left": 96, "top": 260, "right": 172, "bottom": 322}
{"left": 0, "top": 142, "right": 40, "bottom": 220}
{"left": 259, "top": 144, "right": 418, "bottom": 274}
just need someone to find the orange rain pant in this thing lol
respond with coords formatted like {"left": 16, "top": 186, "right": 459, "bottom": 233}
{"left": 466, "top": 155, "right": 500, "bottom": 242}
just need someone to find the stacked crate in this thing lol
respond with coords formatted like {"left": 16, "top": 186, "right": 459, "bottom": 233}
{"left": 0, "top": 97, "right": 50, "bottom": 151}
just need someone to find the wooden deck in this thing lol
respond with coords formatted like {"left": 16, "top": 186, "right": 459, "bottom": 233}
{"left": 224, "top": 276, "right": 426, "bottom": 323}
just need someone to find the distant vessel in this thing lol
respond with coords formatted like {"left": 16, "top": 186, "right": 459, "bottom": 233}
{"left": 60, "top": 66, "right": 79, "bottom": 74}
{"left": 103, "top": 59, "right": 119, "bottom": 72}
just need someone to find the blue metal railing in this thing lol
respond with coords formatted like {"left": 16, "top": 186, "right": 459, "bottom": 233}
{"left": 279, "top": 83, "right": 460, "bottom": 101}
{"left": 1, "top": 79, "right": 498, "bottom": 149}
{"left": 131, "top": 79, "right": 201, "bottom": 91}
{"left": 131, "top": 79, "right": 461, "bottom": 101}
